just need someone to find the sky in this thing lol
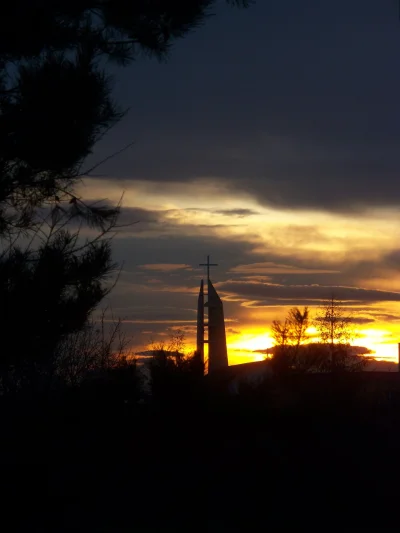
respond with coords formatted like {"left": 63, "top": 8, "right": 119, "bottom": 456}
{"left": 80, "top": 0, "right": 400, "bottom": 364}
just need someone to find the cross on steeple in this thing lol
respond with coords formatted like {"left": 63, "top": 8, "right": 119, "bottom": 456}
{"left": 199, "top": 255, "right": 218, "bottom": 281}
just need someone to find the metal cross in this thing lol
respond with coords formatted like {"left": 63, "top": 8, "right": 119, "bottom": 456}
{"left": 199, "top": 255, "right": 218, "bottom": 281}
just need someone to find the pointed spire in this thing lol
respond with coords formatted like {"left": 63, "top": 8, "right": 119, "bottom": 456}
{"left": 196, "top": 279, "right": 204, "bottom": 365}
{"left": 207, "top": 279, "right": 228, "bottom": 373}
{"left": 196, "top": 257, "right": 228, "bottom": 374}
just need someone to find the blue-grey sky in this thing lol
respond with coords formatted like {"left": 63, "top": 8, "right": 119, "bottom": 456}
{"left": 88, "top": 0, "right": 400, "bottom": 211}
{"left": 82, "top": 0, "right": 400, "bottom": 361}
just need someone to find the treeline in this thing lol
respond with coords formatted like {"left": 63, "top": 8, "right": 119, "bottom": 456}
{"left": 2, "top": 334, "right": 400, "bottom": 531}
{"left": 1, "top": 317, "right": 400, "bottom": 531}
{"left": 269, "top": 298, "right": 370, "bottom": 373}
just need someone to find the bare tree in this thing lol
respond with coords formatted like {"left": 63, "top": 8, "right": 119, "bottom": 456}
{"left": 150, "top": 329, "right": 187, "bottom": 365}
{"left": 315, "top": 296, "right": 366, "bottom": 371}
{"left": 288, "top": 307, "right": 310, "bottom": 348}
{"left": 315, "top": 297, "right": 354, "bottom": 347}
{"left": 271, "top": 319, "right": 292, "bottom": 349}
{"left": 271, "top": 307, "right": 310, "bottom": 349}
{"left": 55, "top": 309, "right": 131, "bottom": 387}
{"left": 149, "top": 330, "right": 204, "bottom": 402}
{"left": 314, "top": 296, "right": 356, "bottom": 349}
{"left": 270, "top": 307, "right": 309, "bottom": 373}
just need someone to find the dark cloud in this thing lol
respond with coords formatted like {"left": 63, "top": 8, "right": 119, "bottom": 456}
{"left": 115, "top": 205, "right": 245, "bottom": 238}
{"left": 344, "top": 317, "right": 375, "bottom": 325}
{"left": 374, "top": 313, "right": 400, "bottom": 323}
{"left": 103, "top": 228, "right": 264, "bottom": 347}
{"left": 333, "top": 251, "right": 400, "bottom": 293}
{"left": 214, "top": 208, "right": 260, "bottom": 218}
{"left": 230, "top": 262, "right": 339, "bottom": 275}
{"left": 84, "top": 0, "right": 400, "bottom": 213}
{"left": 110, "top": 228, "right": 259, "bottom": 275}
{"left": 138, "top": 263, "right": 193, "bottom": 272}
{"left": 380, "top": 250, "right": 400, "bottom": 270}
{"left": 103, "top": 213, "right": 400, "bottom": 348}
{"left": 217, "top": 281, "right": 400, "bottom": 306}
{"left": 112, "top": 208, "right": 392, "bottom": 292}
{"left": 76, "top": 0, "right": 400, "bottom": 352}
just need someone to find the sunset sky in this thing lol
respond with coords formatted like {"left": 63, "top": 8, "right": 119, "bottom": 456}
{"left": 81, "top": 0, "right": 400, "bottom": 364}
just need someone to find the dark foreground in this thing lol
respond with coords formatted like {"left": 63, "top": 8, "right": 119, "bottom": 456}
{"left": 2, "top": 373, "right": 400, "bottom": 532}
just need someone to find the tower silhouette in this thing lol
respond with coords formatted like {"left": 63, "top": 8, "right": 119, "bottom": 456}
{"left": 197, "top": 256, "right": 228, "bottom": 373}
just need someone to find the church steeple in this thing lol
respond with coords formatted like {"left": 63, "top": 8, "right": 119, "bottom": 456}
{"left": 197, "top": 256, "right": 228, "bottom": 374}
{"left": 207, "top": 278, "right": 228, "bottom": 373}
{"left": 196, "top": 279, "right": 204, "bottom": 365}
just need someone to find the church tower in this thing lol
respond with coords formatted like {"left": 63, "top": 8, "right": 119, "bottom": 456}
{"left": 197, "top": 256, "right": 228, "bottom": 373}
{"left": 196, "top": 279, "right": 205, "bottom": 365}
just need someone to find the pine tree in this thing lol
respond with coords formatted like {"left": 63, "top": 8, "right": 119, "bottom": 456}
{"left": 0, "top": 1, "right": 250, "bottom": 392}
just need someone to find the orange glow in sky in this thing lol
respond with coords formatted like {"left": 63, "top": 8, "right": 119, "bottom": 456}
{"left": 176, "top": 326, "right": 399, "bottom": 367}
{"left": 170, "top": 323, "right": 400, "bottom": 367}
{"left": 224, "top": 326, "right": 399, "bottom": 365}
{"left": 82, "top": 178, "right": 400, "bottom": 367}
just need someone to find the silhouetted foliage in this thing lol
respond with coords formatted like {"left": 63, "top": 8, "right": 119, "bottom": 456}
{"left": 0, "top": 235, "right": 119, "bottom": 393}
{"left": 315, "top": 296, "right": 367, "bottom": 372}
{"left": 288, "top": 306, "right": 310, "bottom": 347}
{"left": 55, "top": 309, "right": 131, "bottom": 386}
{"left": 0, "top": 0, "right": 248, "bottom": 395}
{"left": 75, "top": 355, "right": 142, "bottom": 415}
{"left": 149, "top": 331, "right": 204, "bottom": 406}
{"left": 1, "top": 337, "right": 398, "bottom": 532}
{"left": 293, "top": 342, "right": 368, "bottom": 373}
{"left": 270, "top": 302, "right": 368, "bottom": 373}
{"left": 271, "top": 306, "right": 310, "bottom": 373}
{"left": 0, "top": 0, "right": 249, "bottom": 233}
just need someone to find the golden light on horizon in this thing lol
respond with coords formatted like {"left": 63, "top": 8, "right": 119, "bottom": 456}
{"left": 152, "top": 323, "right": 400, "bottom": 366}
{"left": 228, "top": 331, "right": 273, "bottom": 352}
{"left": 133, "top": 310, "right": 400, "bottom": 366}
{"left": 85, "top": 178, "right": 400, "bottom": 368}
{"left": 224, "top": 325, "right": 399, "bottom": 365}
{"left": 226, "top": 329, "right": 272, "bottom": 365}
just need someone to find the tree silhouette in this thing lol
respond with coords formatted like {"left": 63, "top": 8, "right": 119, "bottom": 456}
{"left": 315, "top": 296, "right": 367, "bottom": 372}
{"left": 270, "top": 304, "right": 368, "bottom": 373}
{"left": 271, "top": 306, "right": 309, "bottom": 373}
{"left": 0, "top": 232, "right": 118, "bottom": 393}
{"left": 0, "top": 0, "right": 250, "bottom": 234}
{"left": 149, "top": 331, "right": 204, "bottom": 405}
{"left": 271, "top": 318, "right": 292, "bottom": 349}
{"left": 0, "top": 1, "right": 250, "bottom": 393}
{"left": 55, "top": 309, "right": 131, "bottom": 387}
{"left": 271, "top": 307, "right": 309, "bottom": 349}
{"left": 288, "top": 306, "right": 309, "bottom": 348}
